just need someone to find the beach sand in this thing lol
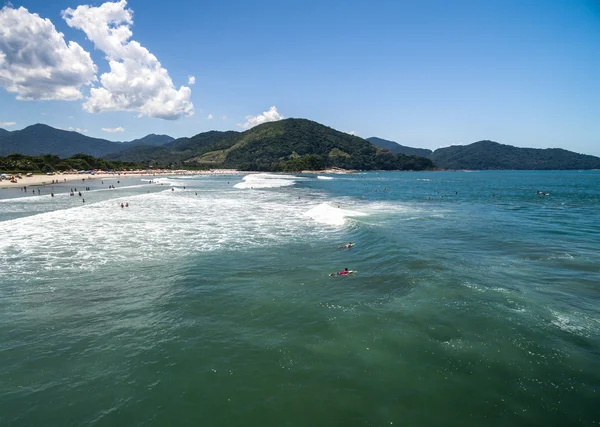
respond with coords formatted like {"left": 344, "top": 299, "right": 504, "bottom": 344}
{"left": 0, "top": 169, "right": 242, "bottom": 189}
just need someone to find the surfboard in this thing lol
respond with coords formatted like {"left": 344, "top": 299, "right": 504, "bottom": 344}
{"left": 329, "top": 270, "right": 356, "bottom": 276}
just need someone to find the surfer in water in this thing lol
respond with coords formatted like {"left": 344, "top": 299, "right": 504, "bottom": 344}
{"left": 329, "top": 268, "right": 350, "bottom": 277}
{"left": 339, "top": 242, "right": 354, "bottom": 249}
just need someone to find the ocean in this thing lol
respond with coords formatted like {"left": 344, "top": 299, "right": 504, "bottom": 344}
{"left": 0, "top": 170, "right": 598, "bottom": 426}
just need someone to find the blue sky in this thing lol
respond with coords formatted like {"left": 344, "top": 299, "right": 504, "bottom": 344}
{"left": 0, "top": 0, "right": 599, "bottom": 155}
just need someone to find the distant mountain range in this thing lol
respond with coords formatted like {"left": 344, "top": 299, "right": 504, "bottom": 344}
{"left": 368, "top": 137, "right": 600, "bottom": 170}
{"left": 106, "top": 119, "right": 435, "bottom": 172}
{"left": 366, "top": 137, "right": 433, "bottom": 158}
{"left": 0, "top": 124, "right": 173, "bottom": 157}
{"left": 2, "top": 123, "right": 599, "bottom": 170}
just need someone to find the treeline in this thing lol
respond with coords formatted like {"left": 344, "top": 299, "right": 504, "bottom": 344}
{"left": 232, "top": 152, "right": 435, "bottom": 172}
{"left": 0, "top": 153, "right": 144, "bottom": 173}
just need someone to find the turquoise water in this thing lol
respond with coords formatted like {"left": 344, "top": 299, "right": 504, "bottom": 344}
{"left": 0, "top": 171, "right": 599, "bottom": 426}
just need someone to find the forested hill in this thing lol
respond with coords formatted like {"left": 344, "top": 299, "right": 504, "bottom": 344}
{"left": 367, "top": 137, "right": 433, "bottom": 157}
{"left": 104, "top": 130, "right": 241, "bottom": 165}
{"left": 431, "top": 140, "right": 600, "bottom": 170}
{"left": 0, "top": 124, "right": 174, "bottom": 157}
{"left": 125, "top": 134, "right": 174, "bottom": 147}
{"left": 106, "top": 119, "right": 436, "bottom": 171}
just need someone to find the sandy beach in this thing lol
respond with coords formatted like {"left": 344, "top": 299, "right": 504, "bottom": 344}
{"left": 0, "top": 169, "right": 243, "bottom": 189}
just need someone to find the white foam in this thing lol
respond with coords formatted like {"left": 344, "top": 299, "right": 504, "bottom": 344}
{"left": 317, "top": 176, "right": 334, "bottom": 180}
{"left": 549, "top": 310, "right": 598, "bottom": 338}
{"left": 304, "top": 202, "right": 367, "bottom": 226}
{"left": 0, "top": 187, "right": 338, "bottom": 280}
{"left": 234, "top": 173, "right": 298, "bottom": 189}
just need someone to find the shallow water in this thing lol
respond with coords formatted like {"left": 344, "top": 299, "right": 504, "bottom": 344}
{"left": 1, "top": 171, "right": 599, "bottom": 426}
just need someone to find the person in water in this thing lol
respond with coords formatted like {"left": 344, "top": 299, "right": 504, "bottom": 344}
{"left": 339, "top": 242, "right": 354, "bottom": 248}
{"left": 329, "top": 268, "right": 350, "bottom": 277}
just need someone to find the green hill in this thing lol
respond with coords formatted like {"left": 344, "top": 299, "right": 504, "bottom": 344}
{"left": 367, "top": 137, "right": 433, "bottom": 157}
{"left": 125, "top": 134, "right": 174, "bottom": 147}
{"left": 431, "top": 140, "right": 600, "bottom": 170}
{"left": 104, "top": 131, "right": 240, "bottom": 166}
{"left": 106, "top": 119, "right": 435, "bottom": 172}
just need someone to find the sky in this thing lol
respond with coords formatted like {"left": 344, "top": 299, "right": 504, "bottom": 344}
{"left": 0, "top": 0, "right": 599, "bottom": 155}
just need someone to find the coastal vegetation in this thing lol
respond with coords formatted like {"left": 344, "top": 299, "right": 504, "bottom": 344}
{"left": 430, "top": 140, "right": 600, "bottom": 170}
{"left": 5, "top": 121, "right": 598, "bottom": 172}
{"left": 367, "top": 137, "right": 600, "bottom": 170}
{"left": 106, "top": 119, "right": 436, "bottom": 171}
{"left": 0, "top": 153, "right": 143, "bottom": 173}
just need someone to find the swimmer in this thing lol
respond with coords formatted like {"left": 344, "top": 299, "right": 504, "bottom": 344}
{"left": 329, "top": 268, "right": 350, "bottom": 277}
{"left": 338, "top": 242, "right": 354, "bottom": 249}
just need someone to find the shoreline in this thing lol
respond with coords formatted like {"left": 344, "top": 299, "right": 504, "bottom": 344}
{"left": 0, "top": 169, "right": 243, "bottom": 189}
{"left": 0, "top": 168, "right": 357, "bottom": 189}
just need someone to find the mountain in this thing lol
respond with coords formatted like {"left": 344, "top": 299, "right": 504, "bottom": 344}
{"left": 0, "top": 124, "right": 123, "bottom": 157}
{"left": 367, "top": 137, "right": 433, "bottom": 157}
{"left": 0, "top": 124, "right": 174, "bottom": 157}
{"left": 430, "top": 140, "right": 600, "bottom": 170}
{"left": 105, "top": 118, "right": 436, "bottom": 172}
{"left": 124, "top": 134, "right": 174, "bottom": 147}
{"left": 104, "top": 130, "right": 241, "bottom": 165}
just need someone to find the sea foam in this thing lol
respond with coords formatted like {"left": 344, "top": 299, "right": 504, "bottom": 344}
{"left": 304, "top": 202, "right": 366, "bottom": 226}
{"left": 234, "top": 173, "right": 298, "bottom": 189}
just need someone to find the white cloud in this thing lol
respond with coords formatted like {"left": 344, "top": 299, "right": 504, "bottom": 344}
{"left": 207, "top": 113, "right": 213, "bottom": 120}
{"left": 62, "top": 0, "right": 193, "bottom": 120}
{"left": 240, "top": 106, "right": 284, "bottom": 129}
{"left": 188, "top": 76, "right": 195, "bottom": 85}
{"left": 0, "top": 6, "right": 97, "bottom": 101}
{"left": 347, "top": 130, "right": 357, "bottom": 136}
{"left": 222, "top": 115, "right": 227, "bottom": 120}
{"left": 0, "top": 121, "right": 16, "bottom": 127}
{"left": 101, "top": 126, "right": 125, "bottom": 132}
{"left": 68, "top": 127, "right": 88, "bottom": 133}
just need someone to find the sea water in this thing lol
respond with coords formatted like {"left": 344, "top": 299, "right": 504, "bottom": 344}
{"left": 0, "top": 171, "right": 598, "bottom": 426}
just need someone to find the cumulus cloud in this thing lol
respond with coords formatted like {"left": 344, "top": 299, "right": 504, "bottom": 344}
{"left": 240, "top": 106, "right": 284, "bottom": 129}
{"left": 0, "top": 121, "right": 16, "bottom": 127}
{"left": 0, "top": 6, "right": 97, "bottom": 101}
{"left": 207, "top": 113, "right": 213, "bottom": 120}
{"left": 62, "top": 0, "right": 193, "bottom": 120}
{"left": 188, "top": 76, "right": 195, "bottom": 85}
{"left": 101, "top": 126, "right": 125, "bottom": 132}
